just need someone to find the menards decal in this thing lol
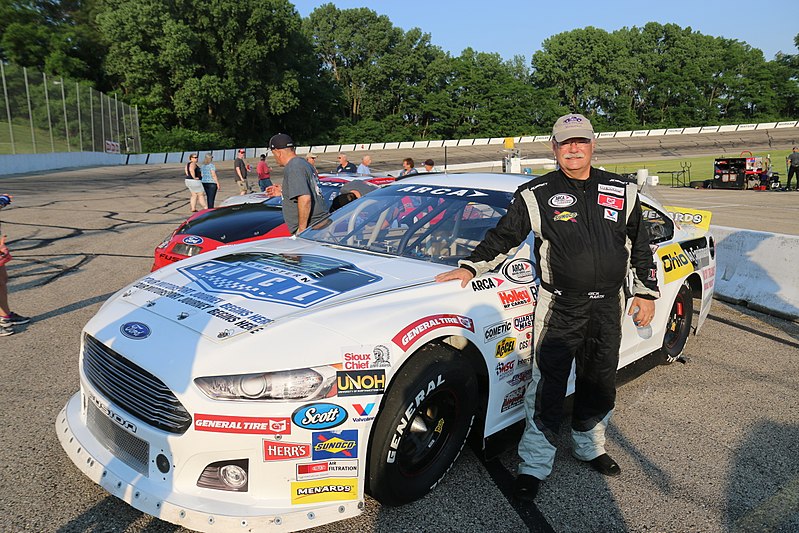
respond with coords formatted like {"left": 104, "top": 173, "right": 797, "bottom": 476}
{"left": 392, "top": 314, "right": 474, "bottom": 351}
{"left": 291, "top": 478, "right": 358, "bottom": 504}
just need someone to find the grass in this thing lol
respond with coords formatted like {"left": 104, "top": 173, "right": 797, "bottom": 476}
{"left": 0, "top": 120, "right": 77, "bottom": 154}
{"left": 530, "top": 150, "right": 793, "bottom": 186}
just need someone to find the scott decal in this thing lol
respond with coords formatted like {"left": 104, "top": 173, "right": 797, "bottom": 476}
{"left": 292, "top": 403, "right": 347, "bottom": 430}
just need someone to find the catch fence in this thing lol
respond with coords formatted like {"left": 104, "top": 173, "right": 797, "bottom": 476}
{"left": 0, "top": 62, "right": 140, "bottom": 155}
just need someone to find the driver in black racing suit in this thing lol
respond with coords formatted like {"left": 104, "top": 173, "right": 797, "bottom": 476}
{"left": 435, "top": 113, "right": 660, "bottom": 501}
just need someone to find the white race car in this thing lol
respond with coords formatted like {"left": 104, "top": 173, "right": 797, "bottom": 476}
{"left": 57, "top": 173, "right": 715, "bottom": 532}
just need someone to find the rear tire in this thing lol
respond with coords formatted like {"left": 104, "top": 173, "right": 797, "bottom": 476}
{"left": 659, "top": 281, "right": 694, "bottom": 363}
{"left": 367, "top": 344, "right": 477, "bottom": 506}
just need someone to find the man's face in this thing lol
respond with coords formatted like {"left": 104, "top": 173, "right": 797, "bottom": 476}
{"left": 552, "top": 137, "right": 594, "bottom": 177}
{"left": 363, "top": 156, "right": 371, "bottom": 165}
{"left": 338, "top": 155, "right": 348, "bottom": 165}
{"left": 424, "top": 164, "right": 433, "bottom": 171}
{"left": 403, "top": 160, "right": 411, "bottom": 170}
{"left": 272, "top": 148, "right": 290, "bottom": 166}
{"left": 238, "top": 151, "right": 245, "bottom": 159}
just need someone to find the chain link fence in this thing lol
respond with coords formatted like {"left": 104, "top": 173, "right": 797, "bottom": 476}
{"left": 0, "top": 62, "right": 141, "bottom": 155}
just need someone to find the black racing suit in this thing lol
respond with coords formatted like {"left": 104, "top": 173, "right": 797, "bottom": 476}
{"left": 460, "top": 168, "right": 660, "bottom": 479}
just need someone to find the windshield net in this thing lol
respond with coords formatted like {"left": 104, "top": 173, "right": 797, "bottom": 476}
{"left": 302, "top": 184, "right": 513, "bottom": 265}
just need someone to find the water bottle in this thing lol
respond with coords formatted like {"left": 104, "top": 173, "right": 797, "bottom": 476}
{"left": 631, "top": 306, "right": 653, "bottom": 339}
{"left": 0, "top": 194, "right": 11, "bottom": 207}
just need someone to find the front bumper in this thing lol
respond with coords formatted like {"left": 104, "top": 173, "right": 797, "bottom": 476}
{"left": 56, "top": 392, "right": 363, "bottom": 532}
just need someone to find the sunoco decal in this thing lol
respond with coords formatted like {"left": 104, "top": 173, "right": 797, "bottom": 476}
{"left": 177, "top": 252, "right": 381, "bottom": 308}
{"left": 264, "top": 441, "right": 311, "bottom": 461}
{"left": 312, "top": 429, "right": 359, "bottom": 460}
{"left": 292, "top": 403, "right": 348, "bottom": 430}
{"left": 548, "top": 193, "right": 576, "bottom": 208}
{"left": 291, "top": 478, "right": 358, "bottom": 504}
{"left": 553, "top": 210, "right": 578, "bottom": 223}
{"left": 195, "top": 414, "right": 290, "bottom": 435}
{"left": 392, "top": 314, "right": 474, "bottom": 351}
{"left": 502, "top": 259, "right": 535, "bottom": 284}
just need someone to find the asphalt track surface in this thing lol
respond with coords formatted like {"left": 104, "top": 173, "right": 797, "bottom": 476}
{"left": 1, "top": 162, "right": 798, "bottom": 533}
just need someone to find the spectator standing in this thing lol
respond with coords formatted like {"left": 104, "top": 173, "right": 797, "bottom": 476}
{"left": 786, "top": 146, "right": 799, "bottom": 191}
{"left": 336, "top": 153, "right": 358, "bottom": 173}
{"left": 266, "top": 134, "right": 329, "bottom": 234}
{"left": 398, "top": 158, "right": 418, "bottom": 178}
{"left": 257, "top": 154, "right": 273, "bottom": 191}
{"left": 306, "top": 153, "right": 319, "bottom": 168}
{"left": 200, "top": 153, "right": 221, "bottom": 208}
{"left": 435, "top": 113, "right": 660, "bottom": 501}
{"left": 357, "top": 155, "right": 372, "bottom": 175}
{"left": 184, "top": 153, "right": 207, "bottom": 212}
{"left": 0, "top": 194, "right": 30, "bottom": 337}
{"left": 234, "top": 149, "right": 252, "bottom": 195}
{"left": 423, "top": 159, "right": 439, "bottom": 172}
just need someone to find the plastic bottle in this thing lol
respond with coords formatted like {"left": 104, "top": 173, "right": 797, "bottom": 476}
{"left": 631, "top": 306, "right": 653, "bottom": 339}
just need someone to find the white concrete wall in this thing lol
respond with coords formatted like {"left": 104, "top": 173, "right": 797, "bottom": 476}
{"left": 711, "top": 225, "right": 799, "bottom": 320}
{"left": 0, "top": 152, "right": 127, "bottom": 176}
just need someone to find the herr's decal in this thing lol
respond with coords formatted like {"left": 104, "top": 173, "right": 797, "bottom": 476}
{"left": 502, "top": 259, "right": 535, "bottom": 284}
{"left": 195, "top": 414, "right": 290, "bottom": 435}
{"left": 392, "top": 314, "right": 474, "bottom": 351}
{"left": 658, "top": 243, "right": 694, "bottom": 284}
{"left": 264, "top": 441, "right": 311, "bottom": 461}
{"left": 178, "top": 253, "right": 381, "bottom": 308}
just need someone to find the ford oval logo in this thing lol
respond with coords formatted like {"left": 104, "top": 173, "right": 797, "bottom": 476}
{"left": 292, "top": 403, "right": 348, "bottom": 430}
{"left": 182, "top": 235, "right": 204, "bottom": 245}
{"left": 120, "top": 322, "right": 151, "bottom": 339}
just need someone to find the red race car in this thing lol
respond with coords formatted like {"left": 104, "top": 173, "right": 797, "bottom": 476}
{"left": 152, "top": 174, "right": 394, "bottom": 271}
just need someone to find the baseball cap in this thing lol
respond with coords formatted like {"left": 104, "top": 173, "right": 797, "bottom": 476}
{"left": 269, "top": 133, "right": 295, "bottom": 150}
{"left": 552, "top": 113, "right": 594, "bottom": 143}
{"left": 306, "top": 152, "right": 318, "bottom": 159}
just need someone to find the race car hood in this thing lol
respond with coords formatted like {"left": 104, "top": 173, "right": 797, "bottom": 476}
{"left": 112, "top": 237, "right": 443, "bottom": 342}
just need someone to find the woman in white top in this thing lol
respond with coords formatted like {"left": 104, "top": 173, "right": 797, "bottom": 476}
{"left": 184, "top": 153, "right": 207, "bottom": 212}
{"left": 201, "top": 153, "right": 221, "bottom": 208}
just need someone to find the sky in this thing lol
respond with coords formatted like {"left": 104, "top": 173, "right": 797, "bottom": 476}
{"left": 291, "top": 0, "right": 797, "bottom": 62}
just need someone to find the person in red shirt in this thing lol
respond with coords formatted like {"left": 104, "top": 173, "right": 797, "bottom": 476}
{"left": 257, "top": 154, "right": 273, "bottom": 191}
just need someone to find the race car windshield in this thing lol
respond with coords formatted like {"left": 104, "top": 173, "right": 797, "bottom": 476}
{"left": 302, "top": 184, "right": 513, "bottom": 266}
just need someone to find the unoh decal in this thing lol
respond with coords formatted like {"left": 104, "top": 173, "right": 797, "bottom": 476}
{"left": 658, "top": 243, "right": 693, "bottom": 284}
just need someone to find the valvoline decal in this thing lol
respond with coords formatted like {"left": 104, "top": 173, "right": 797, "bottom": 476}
{"left": 292, "top": 403, "right": 348, "bottom": 430}
{"left": 177, "top": 252, "right": 381, "bottom": 308}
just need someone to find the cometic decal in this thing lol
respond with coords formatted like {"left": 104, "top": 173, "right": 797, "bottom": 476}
{"left": 484, "top": 319, "right": 512, "bottom": 343}
{"left": 312, "top": 430, "right": 359, "bottom": 460}
{"left": 291, "top": 478, "right": 358, "bottom": 504}
{"left": 392, "top": 314, "right": 474, "bottom": 351}
{"left": 195, "top": 414, "right": 290, "bottom": 435}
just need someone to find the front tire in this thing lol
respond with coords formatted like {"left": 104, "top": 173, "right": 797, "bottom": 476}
{"left": 367, "top": 344, "right": 477, "bottom": 506}
{"left": 659, "top": 281, "right": 694, "bottom": 363}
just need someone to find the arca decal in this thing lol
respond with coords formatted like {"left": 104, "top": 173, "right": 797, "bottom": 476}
{"left": 395, "top": 185, "right": 489, "bottom": 197}
{"left": 392, "top": 314, "right": 474, "bottom": 351}
{"left": 502, "top": 259, "right": 535, "bottom": 284}
{"left": 471, "top": 276, "right": 504, "bottom": 291}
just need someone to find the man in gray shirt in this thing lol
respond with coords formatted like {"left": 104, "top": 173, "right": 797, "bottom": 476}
{"left": 786, "top": 146, "right": 799, "bottom": 191}
{"left": 267, "top": 133, "right": 329, "bottom": 234}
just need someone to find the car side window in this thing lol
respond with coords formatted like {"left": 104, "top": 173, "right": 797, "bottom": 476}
{"left": 641, "top": 203, "right": 674, "bottom": 243}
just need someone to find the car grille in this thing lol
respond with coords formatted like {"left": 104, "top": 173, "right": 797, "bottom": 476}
{"left": 87, "top": 400, "right": 150, "bottom": 476}
{"left": 82, "top": 334, "right": 192, "bottom": 434}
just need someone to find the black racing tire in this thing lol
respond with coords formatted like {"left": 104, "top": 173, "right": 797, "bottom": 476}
{"left": 367, "top": 344, "right": 477, "bottom": 506}
{"left": 659, "top": 281, "right": 694, "bottom": 363}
